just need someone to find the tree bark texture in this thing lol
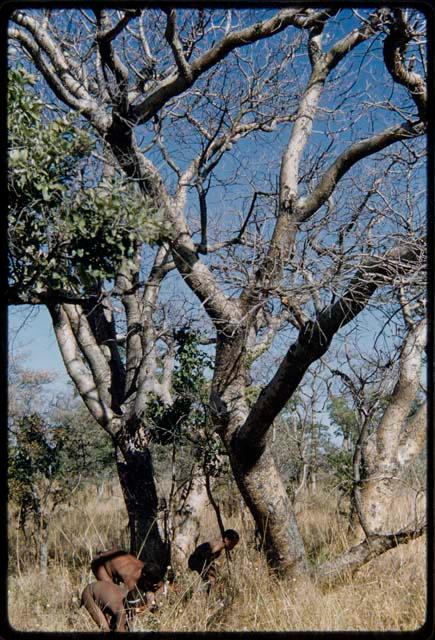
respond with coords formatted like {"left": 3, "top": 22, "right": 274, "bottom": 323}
{"left": 115, "top": 443, "right": 167, "bottom": 566}
{"left": 351, "top": 320, "right": 427, "bottom": 542}
{"left": 171, "top": 474, "right": 209, "bottom": 567}
{"left": 38, "top": 520, "right": 49, "bottom": 576}
{"left": 229, "top": 444, "right": 307, "bottom": 575}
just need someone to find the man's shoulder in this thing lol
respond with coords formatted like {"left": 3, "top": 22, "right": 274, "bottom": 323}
{"left": 112, "top": 554, "right": 142, "bottom": 579}
{"left": 194, "top": 542, "right": 213, "bottom": 555}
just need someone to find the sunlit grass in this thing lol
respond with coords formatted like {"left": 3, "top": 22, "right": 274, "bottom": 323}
{"left": 7, "top": 483, "right": 426, "bottom": 632}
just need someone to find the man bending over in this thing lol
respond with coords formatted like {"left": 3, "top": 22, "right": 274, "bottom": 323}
{"left": 188, "top": 529, "right": 239, "bottom": 591}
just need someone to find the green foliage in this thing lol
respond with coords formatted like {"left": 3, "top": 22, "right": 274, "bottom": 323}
{"left": 202, "top": 431, "right": 229, "bottom": 478}
{"left": 8, "top": 413, "right": 67, "bottom": 532}
{"left": 172, "top": 328, "right": 210, "bottom": 396}
{"left": 146, "top": 329, "right": 231, "bottom": 479}
{"left": 147, "top": 329, "right": 211, "bottom": 445}
{"left": 61, "top": 178, "right": 163, "bottom": 286}
{"left": 8, "top": 405, "right": 115, "bottom": 536}
{"left": 325, "top": 448, "right": 354, "bottom": 495}
{"left": 53, "top": 405, "right": 115, "bottom": 481}
{"left": 327, "top": 396, "right": 359, "bottom": 448}
{"left": 8, "top": 67, "right": 166, "bottom": 297}
{"left": 8, "top": 68, "right": 92, "bottom": 209}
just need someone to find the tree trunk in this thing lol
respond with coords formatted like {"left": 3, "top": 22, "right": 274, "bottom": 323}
{"left": 350, "top": 320, "right": 426, "bottom": 543}
{"left": 310, "top": 421, "right": 318, "bottom": 495}
{"left": 212, "top": 331, "right": 308, "bottom": 575}
{"left": 295, "top": 462, "right": 310, "bottom": 499}
{"left": 38, "top": 518, "right": 49, "bottom": 576}
{"left": 171, "top": 474, "right": 209, "bottom": 568}
{"left": 115, "top": 443, "right": 167, "bottom": 567}
{"left": 228, "top": 441, "right": 307, "bottom": 576}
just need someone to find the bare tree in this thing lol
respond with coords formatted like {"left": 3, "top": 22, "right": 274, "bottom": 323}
{"left": 8, "top": 6, "right": 427, "bottom": 576}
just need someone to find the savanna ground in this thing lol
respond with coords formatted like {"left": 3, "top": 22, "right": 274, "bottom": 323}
{"left": 7, "top": 480, "right": 426, "bottom": 633}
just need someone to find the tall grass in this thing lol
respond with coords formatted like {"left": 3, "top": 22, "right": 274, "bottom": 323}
{"left": 7, "top": 482, "right": 426, "bottom": 632}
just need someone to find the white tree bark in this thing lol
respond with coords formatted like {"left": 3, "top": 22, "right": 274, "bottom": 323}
{"left": 171, "top": 474, "right": 209, "bottom": 568}
{"left": 351, "top": 319, "right": 426, "bottom": 542}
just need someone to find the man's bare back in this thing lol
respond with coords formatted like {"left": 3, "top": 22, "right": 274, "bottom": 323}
{"left": 91, "top": 548, "right": 163, "bottom": 610}
{"left": 91, "top": 549, "right": 145, "bottom": 590}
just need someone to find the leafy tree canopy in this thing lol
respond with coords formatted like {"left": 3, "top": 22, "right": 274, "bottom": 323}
{"left": 8, "top": 67, "right": 166, "bottom": 299}
{"left": 147, "top": 329, "right": 212, "bottom": 446}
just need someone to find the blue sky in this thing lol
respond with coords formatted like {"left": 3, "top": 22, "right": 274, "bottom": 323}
{"left": 9, "top": 306, "right": 70, "bottom": 393}
{"left": 7, "top": 7, "right": 427, "bottom": 416}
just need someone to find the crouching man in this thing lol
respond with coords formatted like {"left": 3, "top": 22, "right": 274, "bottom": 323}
{"left": 81, "top": 580, "right": 146, "bottom": 632}
{"left": 91, "top": 549, "right": 164, "bottom": 611}
{"left": 188, "top": 529, "right": 239, "bottom": 591}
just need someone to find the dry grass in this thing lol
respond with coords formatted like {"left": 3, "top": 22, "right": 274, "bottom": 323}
{"left": 7, "top": 483, "right": 427, "bottom": 633}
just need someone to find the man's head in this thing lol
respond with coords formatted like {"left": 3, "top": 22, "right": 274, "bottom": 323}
{"left": 138, "top": 561, "right": 164, "bottom": 592}
{"left": 223, "top": 529, "right": 240, "bottom": 550}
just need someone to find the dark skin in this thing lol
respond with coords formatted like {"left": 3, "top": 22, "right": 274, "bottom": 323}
{"left": 188, "top": 534, "right": 239, "bottom": 588}
{"left": 91, "top": 549, "right": 163, "bottom": 610}
{"left": 81, "top": 580, "right": 147, "bottom": 632}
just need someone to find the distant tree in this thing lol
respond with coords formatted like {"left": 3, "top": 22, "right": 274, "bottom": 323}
{"left": 273, "top": 384, "right": 330, "bottom": 499}
{"left": 327, "top": 396, "right": 359, "bottom": 453}
{"left": 51, "top": 397, "right": 116, "bottom": 487}
{"left": 9, "top": 412, "right": 73, "bottom": 574}
{"left": 9, "top": 410, "right": 115, "bottom": 574}
{"left": 8, "top": 366, "right": 117, "bottom": 574}
{"left": 8, "top": 352, "right": 56, "bottom": 419}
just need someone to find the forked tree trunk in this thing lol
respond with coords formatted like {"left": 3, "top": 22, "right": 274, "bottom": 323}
{"left": 115, "top": 441, "right": 209, "bottom": 570}
{"left": 212, "top": 331, "right": 308, "bottom": 576}
{"left": 295, "top": 462, "right": 310, "bottom": 499}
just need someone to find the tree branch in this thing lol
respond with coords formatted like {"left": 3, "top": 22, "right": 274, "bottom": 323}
{"left": 114, "top": 252, "right": 144, "bottom": 402}
{"left": 97, "top": 9, "right": 140, "bottom": 43}
{"left": 131, "top": 8, "right": 335, "bottom": 125}
{"left": 315, "top": 522, "right": 426, "bottom": 586}
{"left": 94, "top": 9, "right": 130, "bottom": 111}
{"left": 324, "top": 9, "right": 389, "bottom": 71}
{"left": 383, "top": 9, "right": 427, "bottom": 120}
{"left": 11, "top": 11, "right": 89, "bottom": 100}
{"left": 235, "top": 243, "right": 424, "bottom": 452}
{"left": 134, "top": 245, "right": 175, "bottom": 416}
{"left": 298, "top": 121, "right": 425, "bottom": 221}
{"left": 48, "top": 304, "right": 115, "bottom": 430}
{"left": 9, "top": 28, "right": 85, "bottom": 114}
{"left": 239, "top": 9, "right": 396, "bottom": 303}
{"left": 9, "top": 18, "right": 110, "bottom": 133}
{"left": 84, "top": 294, "right": 126, "bottom": 413}
{"left": 62, "top": 303, "right": 114, "bottom": 416}
{"left": 164, "top": 9, "right": 193, "bottom": 81}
